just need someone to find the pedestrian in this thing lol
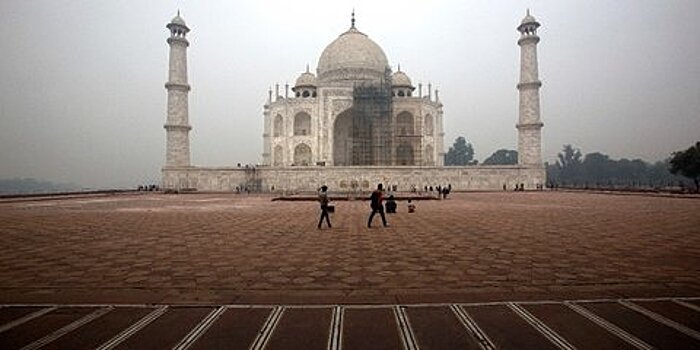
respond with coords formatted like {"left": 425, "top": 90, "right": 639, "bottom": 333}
{"left": 317, "top": 185, "right": 332, "bottom": 229}
{"left": 385, "top": 195, "right": 397, "bottom": 213}
{"left": 407, "top": 199, "right": 416, "bottom": 213}
{"left": 367, "top": 184, "right": 388, "bottom": 228}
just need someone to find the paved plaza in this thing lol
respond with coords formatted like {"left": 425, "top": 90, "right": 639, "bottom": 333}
{"left": 0, "top": 191, "right": 699, "bottom": 305}
{"left": 1, "top": 191, "right": 699, "bottom": 349}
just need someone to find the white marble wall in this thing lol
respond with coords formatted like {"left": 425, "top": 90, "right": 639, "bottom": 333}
{"left": 163, "top": 165, "right": 546, "bottom": 192}
{"left": 263, "top": 87, "right": 444, "bottom": 167}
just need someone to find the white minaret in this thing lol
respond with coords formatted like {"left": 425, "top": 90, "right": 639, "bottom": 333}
{"left": 516, "top": 10, "right": 544, "bottom": 167}
{"left": 164, "top": 11, "right": 192, "bottom": 168}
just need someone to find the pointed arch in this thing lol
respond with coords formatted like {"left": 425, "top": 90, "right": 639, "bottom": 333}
{"left": 396, "top": 143, "right": 414, "bottom": 165}
{"left": 293, "top": 143, "right": 312, "bottom": 166}
{"left": 424, "top": 144, "right": 434, "bottom": 165}
{"left": 333, "top": 108, "right": 372, "bottom": 166}
{"left": 273, "top": 114, "right": 283, "bottom": 137}
{"left": 294, "top": 112, "right": 311, "bottom": 136}
{"left": 424, "top": 114, "right": 434, "bottom": 136}
{"left": 397, "top": 111, "right": 414, "bottom": 136}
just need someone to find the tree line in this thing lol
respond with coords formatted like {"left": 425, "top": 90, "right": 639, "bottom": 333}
{"left": 545, "top": 144, "right": 694, "bottom": 190}
{"left": 444, "top": 137, "right": 699, "bottom": 192}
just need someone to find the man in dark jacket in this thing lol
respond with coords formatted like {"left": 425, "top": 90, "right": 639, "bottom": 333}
{"left": 318, "top": 185, "right": 331, "bottom": 229}
{"left": 367, "top": 184, "right": 388, "bottom": 228}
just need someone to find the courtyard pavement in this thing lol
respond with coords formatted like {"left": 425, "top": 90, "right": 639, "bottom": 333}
{"left": 1, "top": 191, "right": 700, "bottom": 349}
{"left": 0, "top": 191, "right": 698, "bottom": 305}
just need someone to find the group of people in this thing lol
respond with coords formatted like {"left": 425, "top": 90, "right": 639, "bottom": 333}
{"left": 317, "top": 184, "right": 416, "bottom": 229}
{"left": 137, "top": 184, "right": 159, "bottom": 191}
{"left": 422, "top": 184, "right": 451, "bottom": 199}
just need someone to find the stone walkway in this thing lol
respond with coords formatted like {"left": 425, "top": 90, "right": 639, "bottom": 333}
{"left": 0, "top": 192, "right": 698, "bottom": 305}
{"left": 1, "top": 297, "right": 699, "bottom": 349}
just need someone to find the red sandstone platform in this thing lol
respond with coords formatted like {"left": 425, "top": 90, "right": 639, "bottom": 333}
{"left": 1, "top": 191, "right": 699, "bottom": 348}
{"left": 0, "top": 191, "right": 699, "bottom": 305}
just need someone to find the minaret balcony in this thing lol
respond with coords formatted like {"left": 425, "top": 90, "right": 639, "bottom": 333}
{"left": 516, "top": 122, "right": 544, "bottom": 130}
{"left": 165, "top": 82, "right": 191, "bottom": 91}
{"left": 164, "top": 124, "right": 192, "bottom": 131}
{"left": 167, "top": 37, "right": 189, "bottom": 46}
{"left": 516, "top": 81, "right": 542, "bottom": 90}
{"left": 517, "top": 35, "right": 540, "bottom": 46}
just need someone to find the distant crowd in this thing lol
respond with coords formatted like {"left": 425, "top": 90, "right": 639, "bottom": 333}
{"left": 137, "top": 184, "right": 160, "bottom": 191}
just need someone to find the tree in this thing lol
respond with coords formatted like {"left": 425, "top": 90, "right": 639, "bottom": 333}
{"left": 582, "top": 152, "right": 613, "bottom": 181}
{"left": 549, "top": 144, "right": 690, "bottom": 189}
{"left": 556, "top": 144, "right": 583, "bottom": 184}
{"left": 483, "top": 149, "right": 518, "bottom": 165}
{"left": 444, "top": 136, "right": 477, "bottom": 165}
{"left": 669, "top": 141, "right": 700, "bottom": 192}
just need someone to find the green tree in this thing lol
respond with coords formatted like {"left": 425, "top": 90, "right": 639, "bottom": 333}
{"left": 483, "top": 149, "right": 518, "bottom": 165}
{"left": 444, "top": 136, "right": 477, "bottom": 166}
{"left": 669, "top": 141, "right": 700, "bottom": 191}
{"left": 556, "top": 144, "right": 583, "bottom": 184}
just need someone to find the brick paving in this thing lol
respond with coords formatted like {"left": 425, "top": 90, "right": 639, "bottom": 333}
{"left": 0, "top": 191, "right": 698, "bottom": 304}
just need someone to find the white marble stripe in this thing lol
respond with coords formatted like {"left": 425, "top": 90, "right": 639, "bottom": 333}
{"left": 508, "top": 302, "right": 576, "bottom": 350}
{"left": 173, "top": 306, "right": 227, "bottom": 350}
{"left": 21, "top": 307, "right": 113, "bottom": 350}
{"left": 327, "top": 306, "right": 344, "bottom": 350}
{"left": 249, "top": 306, "right": 284, "bottom": 350}
{"left": 95, "top": 306, "right": 168, "bottom": 350}
{"left": 0, "top": 306, "right": 57, "bottom": 334}
{"left": 564, "top": 302, "right": 652, "bottom": 350}
{"left": 672, "top": 299, "right": 700, "bottom": 313}
{"left": 449, "top": 304, "right": 496, "bottom": 350}
{"left": 394, "top": 306, "right": 418, "bottom": 350}
{"left": 618, "top": 300, "right": 700, "bottom": 340}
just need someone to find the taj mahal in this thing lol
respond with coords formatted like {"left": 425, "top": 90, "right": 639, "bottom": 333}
{"left": 162, "top": 11, "right": 545, "bottom": 192}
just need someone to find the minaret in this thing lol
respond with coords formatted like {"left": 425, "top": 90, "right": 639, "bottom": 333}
{"left": 164, "top": 11, "right": 192, "bottom": 168}
{"left": 516, "top": 10, "right": 544, "bottom": 167}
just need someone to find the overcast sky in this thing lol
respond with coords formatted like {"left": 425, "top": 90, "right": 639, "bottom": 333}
{"left": 1, "top": 1, "right": 698, "bottom": 189}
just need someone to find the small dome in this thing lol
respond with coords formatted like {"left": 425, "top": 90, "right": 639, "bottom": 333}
{"left": 392, "top": 70, "right": 412, "bottom": 87}
{"left": 295, "top": 71, "right": 317, "bottom": 87}
{"left": 520, "top": 10, "right": 538, "bottom": 25}
{"left": 317, "top": 27, "right": 389, "bottom": 83}
{"left": 171, "top": 14, "right": 186, "bottom": 26}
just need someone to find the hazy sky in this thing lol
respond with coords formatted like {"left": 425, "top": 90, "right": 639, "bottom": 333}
{"left": 1, "top": 1, "right": 698, "bottom": 189}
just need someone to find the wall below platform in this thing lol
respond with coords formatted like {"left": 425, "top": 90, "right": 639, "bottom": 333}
{"left": 163, "top": 166, "right": 545, "bottom": 192}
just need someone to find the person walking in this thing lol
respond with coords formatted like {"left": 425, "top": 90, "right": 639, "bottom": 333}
{"left": 318, "top": 185, "right": 332, "bottom": 229}
{"left": 367, "top": 184, "right": 388, "bottom": 228}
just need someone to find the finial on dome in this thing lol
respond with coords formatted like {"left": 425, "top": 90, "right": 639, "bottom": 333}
{"left": 397, "top": 63, "right": 401, "bottom": 72}
{"left": 351, "top": 9, "right": 355, "bottom": 28}
{"left": 526, "top": 8, "right": 530, "bottom": 16}
{"left": 306, "top": 64, "right": 310, "bottom": 73}
{"left": 178, "top": 9, "right": 180, "bottom": 16}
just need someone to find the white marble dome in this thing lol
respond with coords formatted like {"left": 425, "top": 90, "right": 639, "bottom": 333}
{"left": 170, "top": 14, "right": 186, "bottom": 26}
{"left": 317, "top": 27, "right": 389, "bottom": 83}
{"left": 520, "top": 10, "right": 538, "bottom": 25}
{"left": 295, "top": 71, "right": 317, "bottom": 87}
{"left": 392, "top": 70, "right": 412, "bottom": 87}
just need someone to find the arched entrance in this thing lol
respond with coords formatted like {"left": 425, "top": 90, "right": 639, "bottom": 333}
{"left": 333, "top": 109, "right": 372, "bottom": 166}
{"left": 396, "top": 144, "right": 414, "bottom": 165}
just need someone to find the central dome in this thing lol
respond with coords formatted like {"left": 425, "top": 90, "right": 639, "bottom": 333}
{"left": 317, "top": 27, "right": 389, "bottom": 83}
